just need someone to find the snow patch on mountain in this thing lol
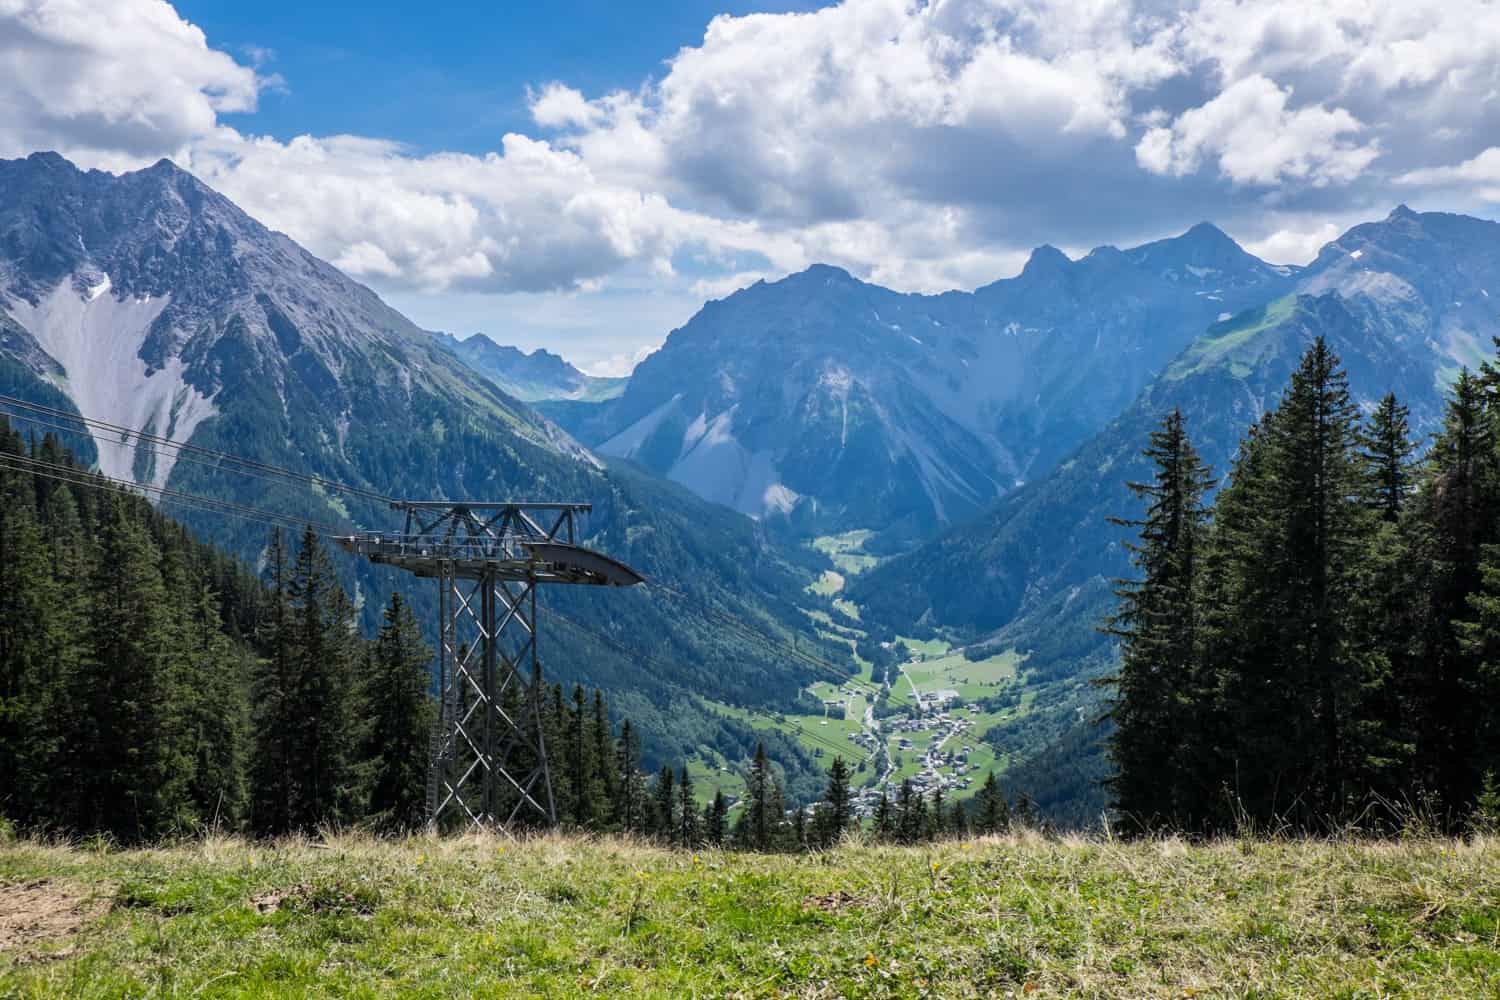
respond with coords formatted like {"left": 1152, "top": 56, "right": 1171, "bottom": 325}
{"left": 7, "top": 276, "right": 216, "bottom": 489}
{"left": 598, "top": 394, "right": 684, "bottom": 459}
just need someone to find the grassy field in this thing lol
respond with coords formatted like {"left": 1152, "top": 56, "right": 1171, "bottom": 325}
{"left": 4, "top": 833, "right": 1499, "bottom": 997}
{"left": 811, "top": 531, "right": 882, "bottom": 576}
{"left": 708, "top": 702, "right": 871, "bottom": 771}
{"left": 901, "top": 650, "right": 1022, "bottom": 703}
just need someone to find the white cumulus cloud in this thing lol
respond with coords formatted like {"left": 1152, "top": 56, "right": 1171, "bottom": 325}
{"left": 1134, "top": 75, "right": 1378, "bottom": 186}
{"left": 2, "top": 0, "right": 1500, "bottom": 358}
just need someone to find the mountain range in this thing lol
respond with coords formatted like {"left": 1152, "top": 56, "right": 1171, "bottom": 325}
{"left": 550, "top": 224, "right": 1293, "bottom": 549}
{"left": 0, "top": 152, "right": 850, "bottom": 798}
{"left": 433, "top": 331, "right": 625, "bottom": 403}
{"left": 3, "top": 149, "right": 1497, "bottom": 819}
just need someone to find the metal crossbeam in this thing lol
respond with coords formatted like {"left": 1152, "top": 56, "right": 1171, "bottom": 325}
{"left": 337, "top": 501, "right": 643, "bottom": 832}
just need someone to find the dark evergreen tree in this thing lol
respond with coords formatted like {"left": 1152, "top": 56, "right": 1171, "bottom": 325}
{"left": 651, "top": 764, "right": 675, "bottom": 839}
{"left": 873, "top": 790, "right": 893, "bottom": 841}
{"left": 590, "top": 691, "right": 618, "bottom": 824}
{"left": 568, "top": 684, "right": 596, "bottom": 828}
{"left": 974, "top": 772, "right": 1010, "bottom": 835}
{"left": 1363, "top": 393, "right": 1416, "bottom": 522}
{"left": 1213, "top": 340, "right": 1374, "bottom": 828}
{"left": 1415, "top": 370, "right": 1500, "bottom": 816}
{"left": 363, "top": 591, "right": 436, "bottom": 831}
{"left": 251, "top": 528, "right": 298, "bottom": 835}
{"left": 677, "top": 765, "right": 698, "bottom": 847}
{"left": 705, "top": 790, "right": 727, "bottom": 846}
{"left": 287, "top": 527, "right": 361, "bottom": 831}
{"left": 79, "top": 497, "right": 177, "bottom": 839}
{"left": 0, "top": 452, "right": 58, "bottom": 828}
{"left": 817, "top": 756, "right": 854, "bottom": 846}
{"left": 740, "top": 742, "right": 774, "bottom": 851}
{"left": 1103, "top": 409, "right": 1212, "bottom": 831}
{"left": 613, "top": 719, "right": 648, "bottom": 833}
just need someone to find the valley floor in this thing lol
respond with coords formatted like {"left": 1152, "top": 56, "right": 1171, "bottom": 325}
{"left": 2, "top": 832, "right": 1498, "bottom": 997}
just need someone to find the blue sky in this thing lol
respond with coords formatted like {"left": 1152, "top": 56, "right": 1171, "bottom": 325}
{"left": 174, "top": 2, "right": 822, "bottom": 156}
{"left": 3, "top": 1, "right": 1500, "bottom": 374}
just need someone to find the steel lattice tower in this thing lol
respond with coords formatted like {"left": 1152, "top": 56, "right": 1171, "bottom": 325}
{"left": 338, "top": 502, "right": 642, "bottom": 831}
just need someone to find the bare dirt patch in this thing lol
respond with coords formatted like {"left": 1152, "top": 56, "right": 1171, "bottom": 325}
{"left": 0, "top": 879, "right": 102, "bottom": 959}
{"left": 801, "top": 890, "right": 864, "bottom": 913}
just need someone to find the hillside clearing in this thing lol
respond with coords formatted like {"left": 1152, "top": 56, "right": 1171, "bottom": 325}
{"left": 2, "top": 833, "right": 1498, "bottom": 997}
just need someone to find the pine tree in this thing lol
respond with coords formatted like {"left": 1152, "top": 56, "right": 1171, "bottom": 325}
{"left": 1209, "top": 340, "right": 1374, "bottom": 828}
{"left": 677, "top": 766, "right": 699, "bottom": 847}
{"left": 708, "top": 790, "right": 728, "bottom": 845}
{"left": 0, "top": 451, "right": 57, "bottom": 828}
{"left": 930, "top": 785, "right": 946, "bottom": 840}
{"left": 895, "top": 779, "right": 919, "bottom": 844}
{"left": 1344, "top": 397, "right": 1422, "bottom": 812}
{"left": 79, "top": 497, "right": 176, "bottom": 839}
{"left": 1363, "top": 393, "right": 1416, "bottom": 522}
{"left": 742, "top": 742, "right": 773, "bottom": 851}
{"left": 651, "top": 764, "right": 675, "bottom": 840}
{"left": 182, "top": 573, "right": 249, "bottom": 831}
{"left": 818, "top": 756, "right": 854, "bottom": 847}
{"left": 364, "top": 592, "right": 436, "bottom": 831}
{"left": 590, "top": 691, "right": 618, "bottom": 824}
{"left": 287, "top": 527, "right": 361, "bottom": 831}
{"left": 613, "top": 720, "right": 648, "bottom": 833}
{"left": 974, "top": 772, "right": 1010, "bottom": 835}
{"left": 251, "top": 529, "right": 299, "bottom": 835}
{"left": 1416, "top": 370, "right": 1500, "bottom": 816}
{"left": 767, "top": 776, "right": 789, "bottom": 851}
{"left": 568, "top": 684, "right": 596, "bottom": 828}
{"left": 33, "top": 482, "right": 91, "bottom": 831}
{"left": 873, "top": 790, "right": 893, "bottom": 841}
{"left": 1103, "top": 408, "right": 1213, "bottom": 831}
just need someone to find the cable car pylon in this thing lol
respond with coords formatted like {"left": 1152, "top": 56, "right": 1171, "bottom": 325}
{"left": 337, "top": 501, "right": 643, "bottom": 832}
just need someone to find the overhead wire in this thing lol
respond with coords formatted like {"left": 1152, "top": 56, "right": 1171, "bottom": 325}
{"left": 0, "top": 451, "right": 345, "bottom": 537}
{"left": 0, "top": 393, "right": 393, "bottom": 505}
{"left": 0, "top": 405, "right": 374, "bottom": 526}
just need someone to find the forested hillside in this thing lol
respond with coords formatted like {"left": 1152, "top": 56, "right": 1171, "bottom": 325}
{"left": 0, "top": 421, "right": 679, "bottom": 841}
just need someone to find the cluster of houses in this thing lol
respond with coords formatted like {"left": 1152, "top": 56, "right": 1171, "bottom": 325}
{"left": 845, "top": 701, "right": 990, "bottom": 815}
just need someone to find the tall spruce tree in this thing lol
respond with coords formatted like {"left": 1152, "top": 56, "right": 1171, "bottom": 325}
{"left": 677, "top": 765, "right": 699, "bottom": 847}
{"left": 651, "top": 764, "right": 675, "bottom": 839}
{"left": 705, "top": 790, "right": 727, "bottom": 846}
{"left": 741, "top": 742, "right": 774, "bottom": 851}
{"left": 80, "top": 497, "right": 178, "bottom": 839}
{"left": 613, "top": 720, "right": 648, "bottom": 833}
{"left": 818, "top": 756, "right": 853, "bottom": 847}
{"left": 0, "top": 447, "right": 57, "bottom": 828}
{"left": 1202, "top": 341, "right": 1389, "bottom": 828}
{"left": 1363, "top": 394, "right": 1416, "bottom": 522}
{"left": 251, "top": 528, "right": 299, "bottom": 835}
{"left": 974, "top": 773, "right": 1009, "bottom": 834}
{"left": 364, "top": 591, "right": 435, "bottom": 831}
{"left": 1415, "top": 370, "right": 1500, "bottom": 816}
{"left": 288, "top": 527, "right": 361, "bottom": 831}
{"left": 1103, "top": 409, "right": 1213, "bottom": 830}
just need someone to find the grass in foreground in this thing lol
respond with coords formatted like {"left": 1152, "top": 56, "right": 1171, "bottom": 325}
{"left": 3, "top": 832, "right": 1500, "bottom": 997}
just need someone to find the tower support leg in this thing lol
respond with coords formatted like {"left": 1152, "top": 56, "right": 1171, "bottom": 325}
{"left": 428, "top": 567, "right": 557, "bottom": 831}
